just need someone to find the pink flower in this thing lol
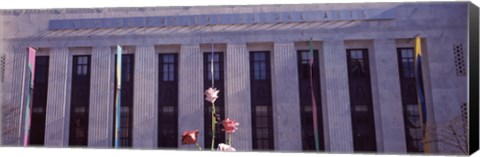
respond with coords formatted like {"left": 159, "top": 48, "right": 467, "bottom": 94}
{"left": 222, "top": 118, "right": 239, "bottom": 134}
{"left": 217, "top": 143, "right": 236, "bottom": 151}
{"left": 181, "top": 129, "right": 199, "bottom": 145}
{"left": 205, "top": 87, "right": 220, "bottom": 103}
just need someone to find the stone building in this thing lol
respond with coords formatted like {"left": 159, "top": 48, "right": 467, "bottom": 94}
{"left": 0, "top": 1, "right": 471, "bottom": 155}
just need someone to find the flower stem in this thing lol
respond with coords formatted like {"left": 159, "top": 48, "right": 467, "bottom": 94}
{"left": 228, "top": 134, "right": 232, "bottom": 145}
{"left": 211, "top": 102, "right": 216, "bottom": 150}
{"left": 195, "top": 143, "right": 202, "bottom": 150}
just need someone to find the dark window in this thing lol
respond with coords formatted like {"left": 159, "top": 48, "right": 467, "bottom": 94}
{"left": 253, "top": 52, "right": 267, "bottom": 80}
{"left": 249, "top": 51, "right": 274, "bottom": 150}
{"left": 158, "top": 54, "right": 178, "bottom": 148}
{"left": 121, "top": 55, "right": 134, "bottom": 82}
{"left": 69, "top": 55, "right": 91, "bottom": 146}
{"left": 400, "top": 49, "right": 415, "bottom": 78}
{"left": 346, "top": 49, "right": 377, "bottom": 152}
{"left": 29, "top": 56, "right": 49, "bottom": 146}
{"left": 162, "top": 55, "right": 175, "bottom": 81}
{"left": 203, "top": 52, "right": 225, "bottom": 149}
{"left": 296, "top": 50, "right": 325, "bottom": 151}
{"left": 112, "top": 54, "right": 134, "bottom": 147}
{"left": 76, "top": 56, "right": 89, "bottom": 76}
{"left": 397, "top": 48, "right": 424, "bottom": 152}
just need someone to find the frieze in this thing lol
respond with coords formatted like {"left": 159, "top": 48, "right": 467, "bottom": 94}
{"left": 48, "top": 9, "right": 395, "bottom": 30}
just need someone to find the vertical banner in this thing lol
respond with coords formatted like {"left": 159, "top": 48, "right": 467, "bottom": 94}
{"left": 414, "top": 36, "right": 430, "bottom": 153}
{"left": 308, "top": 40, "right": 320, "bottom": 151}
{"left": 115, "top": 45, "right": 122, "bottom": 148}
{"left": 211, "top": 43, "right": 214, "bottom": 87}
{"left": 23, "top": 47, "right": 36, "bottom": 147}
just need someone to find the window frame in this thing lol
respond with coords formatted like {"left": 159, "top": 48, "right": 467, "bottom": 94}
{"left": 249, "top": 51, "right": 274, "bottom": 150}
{"left": 397, "top": 47, "right": 425, "bottom": 153}
{"left": 296, "top": 49, "right": 325, "bottom": 151}
{"left": 346, "top": 49, "right": 377, "bottom": 152}
{"left": 158, "top": 53, "right": 179, "bottom": 148}
{"left": 69, "top": 55, "right": 91, "bottom": 146}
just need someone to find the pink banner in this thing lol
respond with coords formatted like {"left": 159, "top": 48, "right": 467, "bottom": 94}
{"left": 23, "top": 47, "right": 36, "bottom": 147}
{"left": 28, "top": 47, "right": 36, "bottom": 86}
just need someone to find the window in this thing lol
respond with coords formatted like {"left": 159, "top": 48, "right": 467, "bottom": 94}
{"left": 405, "top": 104, "right": 423, "bottom": 152}
{"left": 349, "top": 50, "right": 368, "bottom": 78}
{"left": 397, "top": 48, "right": 424, "bottom": 152}
{"left": 119, "top": 107, "right": 131, "bottom": 145}
{"left": 346, "top": 49, "right": 377, "bottom": 152}
{"left": 296, "top": 50, "right": 325, "bottom": 151}
{"left": 253, "top": 52, "right": 267, "bottom": 80}
{"left": 253, "top": 105, "right": 273, "bottom": 149}
{"left": 76, "top": 56, "right": 89, "bottom": 76}
{"left": 249, "top": 51, "right": 274, "bottom": 150}
{"left": 122, "top": 55, "right": 133, "bottom": 82}
{"left": 203, "top": 52, "right": 225, "bottom": 149}
{"left": 205, "top": 53, "right": 221, "bottom": 81}
{"left": 69, "top": 55, "right": 91, "bottom": 146}
{"left": 158, "top": 54, "right": 178, "bottom": 148}
{"left": 162, "top": 54, "right": 175, "bottom": 81}
{"left": 29, "top": 56, "right": 49, "bottom": 146}
{"left": 112, "top": 54, "right": 134, "bottom": 147}
{"left": 399, "top": 49, "right": 415, "bottom": 78}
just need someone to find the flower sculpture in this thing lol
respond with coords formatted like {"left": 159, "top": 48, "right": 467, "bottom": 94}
{"left": 205, "top": 87, "right": 220, "bottom": 150}
{"left": 181, "top": 129, "right": 201, "bottom": 150}
{"left": 222, "top": 118, "right": 239, "bottom": 134}
{"left": 217, "top": 143, "right": 236, "bottom": 152}
{"left": 222, "top": 118, "right": 239, "bottom": 145}
{"left": 204, "top": 87, "right": 220, "bottom": 103}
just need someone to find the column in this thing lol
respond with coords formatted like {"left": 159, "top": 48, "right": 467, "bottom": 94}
{"left": 133, "top": 45, "right": 157, "bottom": 148}
{"left": 372, "top": 38, "right": 407, "bottom": 153}
{"left": 321, "top": 40, "right": 353, "bottom": 152}
{"left": 44, "top": 47, "right": 71, "bottom": 146}
{"left": 224, "top": 43, "right": 252, "bottom": 151}
{"left": 2, "top": 47, "right": 27, "bottom": 146}
{"left": 87, "top": 47, "right": 114, "bottom": 147}
{"left": 177, "top": 44, "right": 204, "bottom": 149}
{"left": 271, "top": 42, "right": 302, "bottom": 151}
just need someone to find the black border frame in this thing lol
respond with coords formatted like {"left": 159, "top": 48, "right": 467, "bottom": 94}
{"left": 468, "top": 2, "right": 479, "bottom": 155}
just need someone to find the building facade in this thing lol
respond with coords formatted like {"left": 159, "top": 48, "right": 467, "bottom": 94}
{"left": 0, "top": 2, "right": 469, "bottom": 155}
